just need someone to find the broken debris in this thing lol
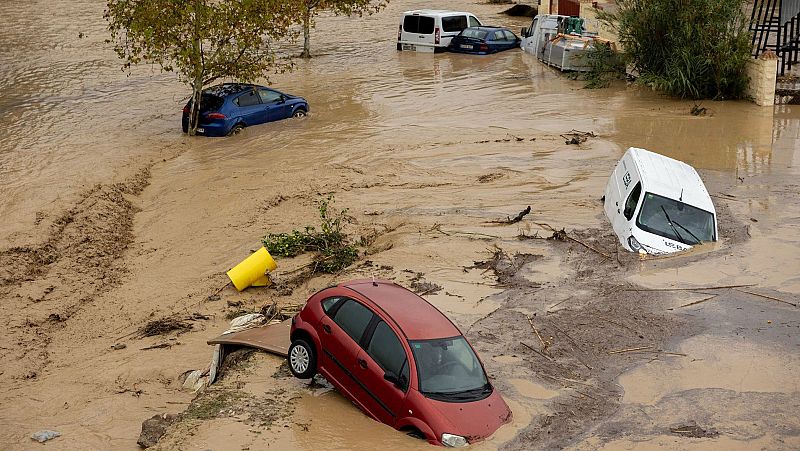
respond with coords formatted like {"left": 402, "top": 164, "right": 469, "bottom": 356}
{"left": 137, "top": 413, "right": 180, "bottom": 448}
{"left": 138, "top": 317, "right": 193, "bottom": 337}
{"left": 31, "top": 430, "right": 61, "bottom": 443}
{"left": 561, "top": 130, "right": 596, "bottom": 145}
{"left": 669, "top": 421, "right": 719, "bottom": 438}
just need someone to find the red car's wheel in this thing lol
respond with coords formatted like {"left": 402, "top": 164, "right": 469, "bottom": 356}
{"left": 288, "top": 338, "right": 317, "bottom": 379}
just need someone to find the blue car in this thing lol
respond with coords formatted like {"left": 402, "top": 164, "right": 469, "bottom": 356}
{"left": 181, "top": 83, "right": 309, "bottom": 137}
{"left": 447, "top": 26, "right": 521, "bottom": 55}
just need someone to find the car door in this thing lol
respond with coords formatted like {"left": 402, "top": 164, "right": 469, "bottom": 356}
{"left": 319, "top": 298, "right": 376, "bottom": 412}
{"left": 257, "top": 88, "right": 289, "bottom": 122}
{"left": 354, "top": 319, "right": 410, "bottom": 426}
{"left": 234, "top": 90, "right": 265, "bottom": 125}
{"left": 501, "top": 30, "right": 519, "bottom": 50}
{"left": 522, "top": 17, "right": 539, "bottom": 54}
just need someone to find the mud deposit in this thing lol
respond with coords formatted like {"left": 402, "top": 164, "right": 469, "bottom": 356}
{"left": 1, "top": 0, "right": 800, "bottom": 450}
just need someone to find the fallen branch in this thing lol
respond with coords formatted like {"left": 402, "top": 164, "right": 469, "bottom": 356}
{"left": 623, "top": 284, "right": 756, "bottom": 292}
{"left": 540, "top": 373, "right": 595, "bottom": 387}
{"left": 431, "top": 224, "right": 502, "bottom": 239}
{"left": 529, "top": 221, "right": 611, "bottom": 259}
{"left": 520, "top": 341, "right": 554, "bottom": 361}
{"left": 140, "top": 342, "right": 174, "bottom": 351}
{"left": 527, "top": 315, "right": 551, "bottom": 355}
{"left": 678, "top": 294, "right": 719, "bottom": 308}
{"left": 566, "top": 236, "right": 611, "bottom": 259}
{"left": 488, "top": 206, "right": 531, "bottom": 224}
{"left": 573, "top": 389, "right": 598, "bottom": 400}
{"left": 596, "top": 315, "right": 638, "bottom": 333}
{"left": 549, "top": 323, "right": 587, "bottom": 355}
{"left": 608, "top": 345, "right": 653, "bottom": 355}
{"left": 734, "top": 288, "right": 798, "bottom": 307}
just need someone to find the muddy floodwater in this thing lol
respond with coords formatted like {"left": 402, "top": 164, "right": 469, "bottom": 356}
{"left": 1, "top": 0, "right": 799, "bottom": 450}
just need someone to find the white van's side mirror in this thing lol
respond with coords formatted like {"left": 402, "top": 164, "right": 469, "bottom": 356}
{"left": 521, "top": 27, "right": 529, "bottom": 37}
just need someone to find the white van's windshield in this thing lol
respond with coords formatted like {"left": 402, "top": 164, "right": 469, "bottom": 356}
{"left": 636, "top": 192, "right": 715, "bottom": 245}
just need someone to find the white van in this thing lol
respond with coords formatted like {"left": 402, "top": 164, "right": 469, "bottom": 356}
{"left": 397, "top": 10, "right": 482, "bottom": 53}
{"left": 604, "top": 148, "right": 718, "bottom": 255}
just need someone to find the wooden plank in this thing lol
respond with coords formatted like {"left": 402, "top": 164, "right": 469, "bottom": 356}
{"left": 207, "top": 320, "right": 291, "bottom": 357}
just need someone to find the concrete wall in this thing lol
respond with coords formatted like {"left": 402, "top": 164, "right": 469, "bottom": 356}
{"left": 746, "top": 52, "right": 778, "bottom": 106}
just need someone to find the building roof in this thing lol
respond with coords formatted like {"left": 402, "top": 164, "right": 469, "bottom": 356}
{"left": 628, "top": 147, "right": 716, "bottom": 213}
{"left": 342, "top": 280, "right": 461, "bottom": 341}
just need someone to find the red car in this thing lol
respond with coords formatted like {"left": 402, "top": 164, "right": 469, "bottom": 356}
{"left": 288, "top": 279, "right": 511, "bottom": 447}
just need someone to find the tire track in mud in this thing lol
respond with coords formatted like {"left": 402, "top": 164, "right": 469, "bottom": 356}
{"left": 0, "top": 167, "right": 151, "bottom": 380}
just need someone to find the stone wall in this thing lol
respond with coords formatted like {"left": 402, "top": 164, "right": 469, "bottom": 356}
{"left": 746, "top": 52, "right": 778, "bottom": 107}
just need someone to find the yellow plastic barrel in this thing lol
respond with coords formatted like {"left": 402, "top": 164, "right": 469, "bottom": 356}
{"left": 226, "top": 247, "right": 278, "bottom": 291}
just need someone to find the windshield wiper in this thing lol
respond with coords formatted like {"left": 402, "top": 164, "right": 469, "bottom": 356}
{"left": 660, "top": 206, "right": 697, "bottom": 245}
{"left": 671, "top": 218, "right": 702, "bottom": 245}
{"left": 423, "top": 384, "right": 491, "bottom": 399}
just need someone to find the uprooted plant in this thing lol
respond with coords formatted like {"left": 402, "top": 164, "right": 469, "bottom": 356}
{"left": 262, "top": 195, "right": 358, "bottom": 273}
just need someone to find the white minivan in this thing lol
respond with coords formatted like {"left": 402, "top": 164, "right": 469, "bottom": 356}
{"left": 397, "top": 10, "right": 482, "bottom": 53}
{"left": 604, "top": 148, "right": 718, "bottom": 255}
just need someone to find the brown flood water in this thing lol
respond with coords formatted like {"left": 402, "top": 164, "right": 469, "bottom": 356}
{"left": 1, "top": 0, "right": 799, "bottom": 449}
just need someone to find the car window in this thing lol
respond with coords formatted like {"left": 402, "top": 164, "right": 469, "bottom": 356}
{"left": 469, "top": 16, "right": 481, "bottom": 27}
{"left": 193, "top": 94, "right": 224, "bottom": 113}
{"left": 235, "top": 90, "right": 260, "bottom": 107}
{"left": 258, "top": 89, "right": 282, "bottom": 104}
{"left": 411, "top": 336, "right": 488, "bottom": 396}
{"left": 367, "top": 321, "right": 407, "bottom": 379}
{"left": 418, "top": 16, "right": 434, "bottom": 34}
{"left": 442, "top": 16, "right": 467, "bottom": 32}
{"left": 461, "top": 29, "right": 488, "bottom": 40}
{"left": 624, "top": 181, "right": 642, "bottom": 220}
{"left": 403, "top": 15, "right": 434, "bottom": 35}
{"left": 321, "top": 297, "right": 343, "bottom": 315}
{"left": 332, "top": 300, "right": 373, "bottom": 343}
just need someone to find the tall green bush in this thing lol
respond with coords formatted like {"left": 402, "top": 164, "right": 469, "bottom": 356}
{"left": 602, "top": 0, "right": 751, "bottom": 99}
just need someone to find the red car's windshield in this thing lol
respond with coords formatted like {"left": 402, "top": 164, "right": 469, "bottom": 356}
{"left": 410, "top": 336, "right": 490, "bottom": 402}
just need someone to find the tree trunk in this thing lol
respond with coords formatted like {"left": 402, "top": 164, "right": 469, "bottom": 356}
{"left": 189, "top": 0, "right": 203, "bottom": 135}
{"left": 189, "top": 80, "right": 202, "bottom": 136}
{"left": 301, "top": 7, "right": 311, "bottom": 58}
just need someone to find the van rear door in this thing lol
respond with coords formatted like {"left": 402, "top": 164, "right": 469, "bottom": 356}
{"left": 401, "top": 14, "right": 435, "bottom": 50}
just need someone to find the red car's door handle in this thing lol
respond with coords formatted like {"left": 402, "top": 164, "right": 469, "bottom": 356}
{"left": 358, "top": 358, "right": 368, "bottom": 369}
{"left": 322, "top": 324, "right": 332, "bottom": 333}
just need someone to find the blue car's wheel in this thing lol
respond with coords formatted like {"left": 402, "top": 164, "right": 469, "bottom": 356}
{"left": 227, "top": 123, "right": 244, "bottom": 136}
{"left": 292, "top": 108, "right": 307, "bottom": 118}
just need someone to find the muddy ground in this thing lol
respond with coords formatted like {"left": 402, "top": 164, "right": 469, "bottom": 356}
{"left": 1, "top": 0, "right": 799, "bottom": 449}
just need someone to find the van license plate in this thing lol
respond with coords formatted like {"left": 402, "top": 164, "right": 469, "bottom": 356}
{"left": 402, "top": 44, "right": 416, "bottom": 51}
{"left": 196, "top": 128, "right": 204, "bottom": 133}
{"left": 460, "top": 44, "right": 472, "bottom": 49}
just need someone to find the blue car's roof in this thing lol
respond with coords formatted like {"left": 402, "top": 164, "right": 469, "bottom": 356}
{"left": 203, "top": 83, "right": 269, "bottom": 98}
{"left": 465, "top": 26, "right": 507, "bottom": 32}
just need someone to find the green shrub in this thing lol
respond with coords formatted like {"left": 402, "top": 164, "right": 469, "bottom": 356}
{"left": 601, "top": 0, "right": 751, "bottom": 99}
{"left": 263, "top": 196, "right": 358, "bottom": 273}
{"left": 580, "top": 42, "right": 627, "bottom": 88}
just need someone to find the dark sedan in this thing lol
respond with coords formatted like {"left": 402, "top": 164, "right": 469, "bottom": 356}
{"left": 447, "top": 26, "right": 520, "bottom": 55}
{"left": 181, "top": 83, "right": 309, "bottom": 137}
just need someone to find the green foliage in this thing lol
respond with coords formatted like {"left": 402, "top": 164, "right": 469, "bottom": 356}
{"left": 105, "top": 0, "right": 299, "bottom": 134}
{"left": 263, "top": 196, "right": 358, "bottom": 273}
{"left": 294, "top": 0, "right": 389, "bottom": 57}
{"left": 577, "top": 43, "right": 626, "bottom": 89}
{"left": 601, "top": 0, "right": 751, "bottom": 99}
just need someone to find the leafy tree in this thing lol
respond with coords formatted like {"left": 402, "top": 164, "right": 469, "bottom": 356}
{"left": 600, "top": 0, "right": 751, "bottom": 99}
{"left": 105, "top": 0, "right": 299, "bottom": 135}
{"left": 295, "top": 0, "right": 388, "bottom": 58}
